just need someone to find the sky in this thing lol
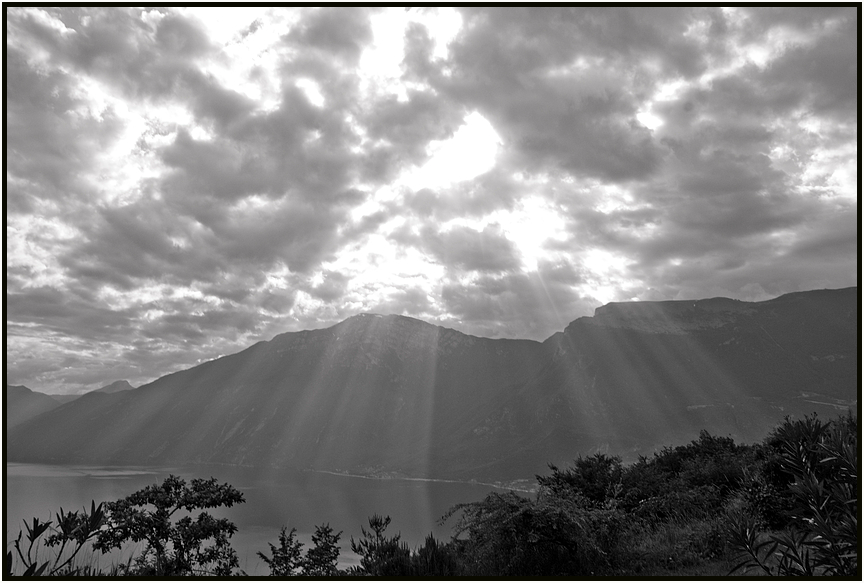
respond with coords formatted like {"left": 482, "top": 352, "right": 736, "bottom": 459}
{"left": 5, "top": 6, "right": 859, "bottom": 395}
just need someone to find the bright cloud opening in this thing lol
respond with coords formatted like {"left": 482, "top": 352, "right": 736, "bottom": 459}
{"left": 637, "top": 109, "right": 664, "bottom": 130}
{"left": 295, "top": 78, "right": 325, "bottom": 107}
{"left": 579, "top": 249, "right": 633, "bottom": 305}
{"left": 400, "top": 111, "right": 502, "bottom": 190}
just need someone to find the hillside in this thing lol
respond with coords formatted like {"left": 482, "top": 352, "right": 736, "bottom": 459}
{"left": 92, "top": 380, "right": 136, "bottom": 394}
{"left": 6, "top": 385, "right": 62, "bottom": 428}
{"left": 6, "top": 287, "right": 857, "bottom": 480}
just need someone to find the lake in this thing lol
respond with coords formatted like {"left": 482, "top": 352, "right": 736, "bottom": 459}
{"left": 5, "top": 463, "right": 513, "bottom": 575}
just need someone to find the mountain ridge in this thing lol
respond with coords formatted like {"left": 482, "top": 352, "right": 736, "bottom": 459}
{"left": 6, "top": 287, "right": 857, "bottom": 480}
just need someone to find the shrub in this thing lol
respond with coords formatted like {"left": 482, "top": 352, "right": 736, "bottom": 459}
{"left": 727, "top": 412, "right": 858, "bottom": 576}
{"left": 347, "top": 514, "right": 412, "bottom": 576}
{"left": 538, "top": 454, "right": 623, "bottom": 506}
{"left": 6, "top": 502, "right": 106, "bottom": 577}
{"left": 444, "top": 490, "right": 624, "bottom": 576}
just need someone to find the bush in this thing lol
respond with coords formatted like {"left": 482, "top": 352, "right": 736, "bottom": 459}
{"left": 444, "top": 490, "right": 624, "bottom": 576}
{"left": 6, "top": 502, "right": 106, "bottom": 577}
{"left": 727, "top": 412, "right": 858, "bottom": 576}
{"left": 538, "top": 454, "right": 623, "bottom": 506}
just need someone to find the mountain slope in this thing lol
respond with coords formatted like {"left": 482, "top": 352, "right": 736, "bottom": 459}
{"left": 7, "top": 314, "right": 549, "bottom": 477}
{"left": 46, "top": 380, "right": 137, "bottom": 404}
{"left": 6, "top": 385, "right": 62, "bottom": 428}
{"left": 448, "top": 287, "right": 858, "bottom": 476}
{"left": 6, "top": 288, "right": 857, "bottom": 480}
{"left": 46, "top": 394, "right": 82, "bottom": 404}
{"left": 92, "top": 380, "right": 136, "bottom": 394}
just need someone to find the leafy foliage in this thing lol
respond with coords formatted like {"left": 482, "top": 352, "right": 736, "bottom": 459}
{"left": 92, "top": 475, "right": 245, "bottom": 576}
{"left": 303, "top": 523, "right": 342, "bottom": 576}
{"left": 347, "top": 514, "right": 412, "bottom": 576}
{"left": 444, "top": 488, "right": 624, "bottom": 576}
{"left": 258, "top": 526, "right": 304, "bottom": 576}
{"left": 727, "top": 412, "right": 858, "bottom": 576}
{"left": 258, "top": 523, "right": 343, "bottom": 576}
{"left": 539, "top": 453, "right": 623, "bottom": 506}
{"left": 7, "top": 501, "right": 106, "bottom": 577}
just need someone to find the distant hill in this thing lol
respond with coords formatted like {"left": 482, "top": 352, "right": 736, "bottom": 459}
{"left": 6, "top": 287, "right": 857, "bottom": 480}
{"left": 6, "top": 385, "right": 62, "bottom": 428}
{"left": 45, "top": 380, "right": 136, "bottom": 404}
{"left": 47, "top": 394, "right": 82, "bottom": 404}
{"left": 92, "top": 380, "right": 136, "bottom": 394}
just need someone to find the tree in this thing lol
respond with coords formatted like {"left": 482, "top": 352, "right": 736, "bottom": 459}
{"left": 411, "top": 533, "right": 461, "bottom": 576}
{"left": 303, "top": 523, "right": 342, "bottom": 576}
{"left": 258, "top": 523, "right": 342, "bottom": 576}
{"left": 93, "top": 475, "right": 245, "bottom": 576}
{"left": 349, "top": 514, "right": 411, "bottom": 576}
{"left": 258, "top": 526, "right": 303, "bottom": 576}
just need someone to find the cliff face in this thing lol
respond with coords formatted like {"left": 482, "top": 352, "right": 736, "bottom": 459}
{"left": 590, "top": 297, "right": 756, "bottom": 334}
{"left": 7, "top": 288, "right": 857, "bottom": 480}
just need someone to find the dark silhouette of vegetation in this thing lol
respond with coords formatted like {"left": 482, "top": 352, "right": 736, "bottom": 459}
{"left": 257, "top": 526, "right": 303, "bottom": 575}
{"left": 7, "top": 412, "right": 857, "bottom": 577}
{"left": 91, "top": 475, "right": 245, "bottom": 576}
{"left": 304, "top": 523, "right": 343, "bottom": 575}
{"left": 343, "top": 514, "right": 461, "bottom": 576}
{"left": 727, "top": 412, "right": 858, "bottom": 576}
{"left": 6, "top": 502, "right": 106, "bottom": 577}
{"left": 258, "top": 523, "right": 342, "bottom": 576}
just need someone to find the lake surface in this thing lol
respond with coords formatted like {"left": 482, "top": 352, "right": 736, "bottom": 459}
{"left": 6, "top": 463, "right": 510, "bottom": 575}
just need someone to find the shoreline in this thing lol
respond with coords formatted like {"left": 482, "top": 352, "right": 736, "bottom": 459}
{"left": 303, "top": 467, "right": 538, "bottom": 494}
{"left": 5, "top": 460, "right": 539, "bottom": 494}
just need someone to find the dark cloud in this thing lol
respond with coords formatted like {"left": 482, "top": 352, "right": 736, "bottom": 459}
{"left": 418, "top": 224, "right": 521, "bottom": 273}
{"left": 307, "top": 271, "right": 351, "bottom": 302}
{"left": 360, "top": 90, "right": 465, "bottom": 182}
{"left": 153, "top": 13, "right": 213, "bottom": 56}
{"left": 6, "top": 286, "right": 139, "bottom": 343}
{"left": 369, "top": 286, "right": 435, "bottom": 317}
{"left": 404, "top": 7, "right": 720, "bottom": 182}
{"left": 285, "top": 7, "right": 373, "bottom": 63}
{"left": 403, "top": 169, "right": 523, "bottom": 221}
{"left": 5, "top": 47, "right": 124, "bottom": 204}
{"left": 440, "top": 264, "right": 593, "bottom": 340}
{"left": 761, "top": 15, "right": 858, "bottom": 118}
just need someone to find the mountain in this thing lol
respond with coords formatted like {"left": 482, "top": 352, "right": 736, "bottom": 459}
{"left": 447, "top": 288, "right": 858, "bottom": 476}
{"left": 92, "top": 380, "right": 136, "bottom": 394}
{"left": 45, "top": 381, "right": 136, "bottom": 404}
{"left": 6, "top": 287, "right": 857, "bottom": 480}
{"left": 6, "top": 385, "right": 62, "bottom": 428}
{"left": 46, "top": 393, "right": 82, "bottom": 404}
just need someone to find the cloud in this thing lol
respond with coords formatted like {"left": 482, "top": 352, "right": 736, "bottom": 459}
{"left": 5, "top": 47, "right": 124, "bottom": 207}
{"left": 360, "top": 90, "right": 464, "bottom": 182}
{"left": 306, "top": 270, "right": 351, "bottom": 302}
{"left": 440, "top": 261, "right": 593, "bottom": 340}
{"left": 418, "top": 224, "right": 521, "bottom": 273}
{"left": 284, "top": 7, "right": 373, "bottom": 63}
{"left": 5, "top": 7, "right": 857, "bottom": 394}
